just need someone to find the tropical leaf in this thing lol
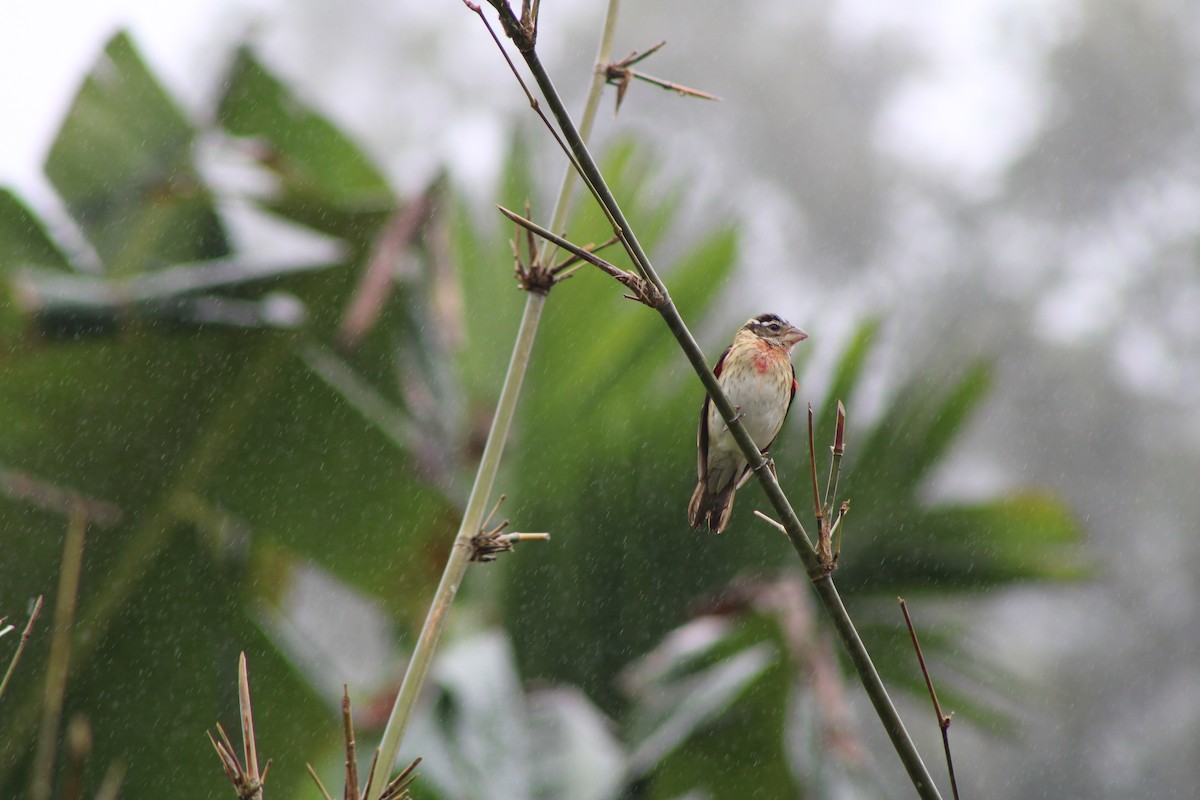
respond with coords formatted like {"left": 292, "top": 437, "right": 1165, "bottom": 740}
{"left": 45, "top": 33, "right": 228, "bottom": 272}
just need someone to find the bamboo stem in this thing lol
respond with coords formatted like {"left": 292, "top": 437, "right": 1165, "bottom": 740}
{"left": 367, "top": 294, "right": 545, "bottom": 799}
{"left": 365, "top": 8, "right": 626, "bottom": 794}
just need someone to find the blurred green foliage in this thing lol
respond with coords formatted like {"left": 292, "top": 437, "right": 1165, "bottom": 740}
{"left": 0, "top": 31, "right": 1083, "bottom": 800}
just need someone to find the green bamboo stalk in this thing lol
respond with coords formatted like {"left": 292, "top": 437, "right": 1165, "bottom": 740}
{"left": 480, "top": 5, "right": 942, "bottom": 797}
{"left": 363, "top": 6, "right": 625, "bottom": 795}
{"left": 367, "top": 294, "right": 544, "bottom": 800}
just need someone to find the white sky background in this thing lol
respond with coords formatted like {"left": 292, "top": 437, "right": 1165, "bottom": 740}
{"left": 0, "top": 0, "right": 1067, "bottom": 215}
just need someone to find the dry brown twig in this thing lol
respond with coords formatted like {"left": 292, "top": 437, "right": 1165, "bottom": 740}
{"left": 469, "top": 493, "right": 550, "bottom": 562}
{"left": 604, "top": 40, "right": 722, "bottom": 114}
{"left": 498, "top": 205, "right": 662, "bottom": 306}
{"left": 899, "top": 598, "right": 960, "bottom": 800}
{"left": 0, "top": 595, "right": 43, "bottom": 702}
{"left": 758, "top": 402, "right": 848, "bottom": 576}
{"left": 307, "top": 687, "right": 421, "bottom": 800}
{"left": 208, "top": 653, "right": 271, "bottom": 800}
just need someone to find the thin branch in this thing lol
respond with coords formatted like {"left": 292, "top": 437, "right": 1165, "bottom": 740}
{"left": 550, "top": 234, "right": 621, "bottom": 276}
{"left": 464, "top": 2, "right": 588, "bottom": 193}
{"left": 306, "top": 764, "right": 335, "bottom": 800}
{"left": 0, "top": 595, "right": 43, "bottom": 701}
{"left": 624, "top": 70, "right": 722, "bottom": 100}
{"left": 343, "top": 686, "right": 361, "bottom": 798}
{"left": 209, "top": 654, "right": 268, "bottom": 800}
{"left": 238, "top": 653, "right": 261, "bottom": 786}
{"left": 823, "top": 400, "right": 846, "bottom": 517}
{"left": 497, "top": 205, "right": 659, "bottom": 305}
{"left": 604, "top": 41, "right": 721, "bottom": 114}
{"left": 753, "top": 509, "right": 787, "bottom": 535}
{"left": 900, "top": 598, "right": 960, "bottom": 800}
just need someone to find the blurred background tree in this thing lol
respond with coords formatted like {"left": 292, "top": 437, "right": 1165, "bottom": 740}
{"left": 4, "top": 1, "right": 1197, "bottom": 797}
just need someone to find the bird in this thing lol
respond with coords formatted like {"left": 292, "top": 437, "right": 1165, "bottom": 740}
{"left": 688, "top": 313, "right": 807, "bottom": 533}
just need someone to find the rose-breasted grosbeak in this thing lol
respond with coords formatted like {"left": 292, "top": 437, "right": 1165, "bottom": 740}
{"left": 688, "top": 313, "right": 808, "bottom": 533}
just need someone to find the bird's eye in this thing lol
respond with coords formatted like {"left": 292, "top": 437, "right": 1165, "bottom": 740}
{"left": 768, "top": 323, "right": 780, "bottom": 331}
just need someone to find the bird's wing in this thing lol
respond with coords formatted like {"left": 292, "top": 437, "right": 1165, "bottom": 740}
{"left": 696, "top": 345, "right": 732, "bottom": 482}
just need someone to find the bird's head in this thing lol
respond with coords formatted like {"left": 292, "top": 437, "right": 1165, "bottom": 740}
{"left": 744, "top": 313, "right": 808, "bottom": 349}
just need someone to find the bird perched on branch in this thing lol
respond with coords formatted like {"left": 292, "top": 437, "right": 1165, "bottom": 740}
{"left": 689, "top": 313, "right": 807, "bottom": 533}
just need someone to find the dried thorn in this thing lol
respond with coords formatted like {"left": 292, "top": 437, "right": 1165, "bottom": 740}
{"left": 629, "top": 70, "right": 722, "bottom": 101}
{"left": 342, "top": 686, "right": 360, "bottom": 798}
{"left": 0, "top": 595, "right": 43, "bottom": 702}
{"left": 238, "top": 653, "right": 260, "bottom": 784}
{"left": 604, "top": 41, "right": 719, "bottom": 113}
{"left": 305, "top": 763, "right": 334, "bottom": 800}
{"left": 614, "top": 40, "right": 667, "bottom": 69}
{"left": 380, "top": 757, "right": 423, "bottom": 800}
{"left": 550, "top": 235, "right": 621, "bottom": 275}
{"left": 498, "top": 532, "right": 551, "bottom": 543}
{"left": 807, "top": 404, "right": 821, "bottom": 520}
{"left": 753, "top": 509, "right": 787, "bottom": 535}
{"left": 899, "top": 598, "right": 960, "bottom": 799}
{"left": 480, "top": 493, "right": 507, "bottom": 535}
{"left": 498, "top": 205, "right": 641, "bottom": 298}
{"left": 833, "top": 400, "right": 846, "bottom": 456}
{"left": 363, "top": 747, "right": 382, "bottom": 800}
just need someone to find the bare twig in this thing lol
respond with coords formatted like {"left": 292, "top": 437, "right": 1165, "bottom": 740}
{"left": 807, "top": 404, "right": 834, "bottom": 571}
{"left": 238, "top": 653, "right": 262, "bottom": 787}
{"left": 312, "top": 688, "right": 421, "bottom": 800}
{"left": 0, "top": 595, "right": 43, "bottom": 701}
{"left": 343, "top": 686, "right": 361, "bottom": 797}
{"left": 209, "top": 653, "right": 269, "bottom": 800}
{"left": 823, "top": 400, "right": 846, "bottom": 517}
{"left": 465, "top": 2, "right": 589, "bottom": 196}
{"left": 604, "top": 40, "right": 721, "bottom": 114}
{"left": 550, "top": 234, "right": 621, "bottom": 277}
{"left": 497, "top": 205, "right": 661, "bottom": 305}
{"left": 306, "top": 763, "right": 334, "bottom": 800}
{"left": 899, "top": 598, "right": 960, "bottom": 800}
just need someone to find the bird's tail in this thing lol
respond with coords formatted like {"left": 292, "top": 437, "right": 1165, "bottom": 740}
{"left": 688, "top": 479, "right": 739, "bottom": 534}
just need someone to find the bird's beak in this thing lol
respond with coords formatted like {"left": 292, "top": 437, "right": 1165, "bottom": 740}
{"left": 784, "top": 325, "right": 808, "bottom": 345}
